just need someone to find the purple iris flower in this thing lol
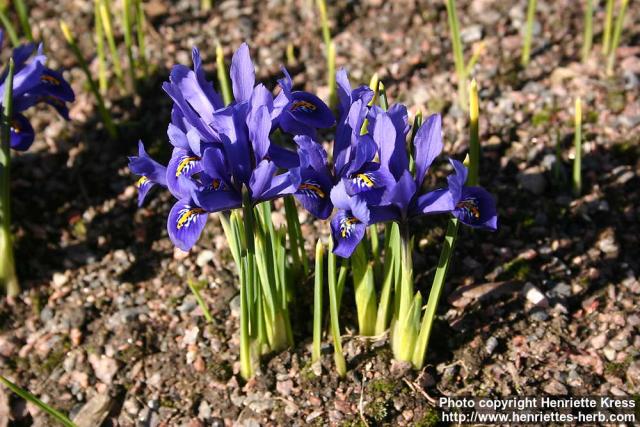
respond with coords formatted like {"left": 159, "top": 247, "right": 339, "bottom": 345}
{"left": 128, "top": 141, "right": 167, "bottom": 207}
{"left": 132, "top": 43, "right": 315, "bottom": 251}
{"left": 273, "top": 67, "right": 335, "bottom": 137}
{"left": 330, "top": 112, "right": 498, "bottom": 257}
{"left": 0, "top": 34, "right": 75, "bottom": 151}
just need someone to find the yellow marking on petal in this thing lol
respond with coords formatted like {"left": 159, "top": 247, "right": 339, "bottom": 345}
{"left": 340, "top": 217, "right": 359, "bottom": 238}
{"left": 212, "top": 179, "right": 221, "bottom": 190}
{"left": 135, "top": 176, "right": 149, "bottom": 188}
{"left": 176, "top": 156, "right": 199, "bottom": 177}
{"left": 41, "top": 74, "right": 61, "bottom": 85}
{"left": 456, "top": 199, "right": 481, "bottom": 218}
{"left": 177, "top": 207, "right": 205, "bottom": 229}
{"left": 291, "top": 100, "right": 317, "bottom": 112}
{"left": 356, "top": 173, "right": 375, "bottom": 188}
{"left": 299, "top": 182, "right": 325, "bottom": 198}
{"left": 10, "top": 119, "right": 21, "bottom": 133}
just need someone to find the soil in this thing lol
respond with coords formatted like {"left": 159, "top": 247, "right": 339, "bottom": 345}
{"left": 0, "top": 0, "right": 639, "bottom": 426}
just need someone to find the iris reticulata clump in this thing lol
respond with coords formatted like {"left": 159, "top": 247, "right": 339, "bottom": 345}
{"left": 130, "top": 43, "right": 497, "bottom": 378}
{"left": 1, "top": 30, "right": 75, "bottom": 297}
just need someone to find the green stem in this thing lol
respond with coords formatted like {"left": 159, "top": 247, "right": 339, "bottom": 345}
{"left": 60, "top": 21, "right": 117, "bottom": 139}
{"left": 284, "top": 196, "right": 307, "bottom": 276}
{"left": 14, "top": 0, "right": 32, "bottom": 42}
{"left": 445, "top": 0, "right": 467, "bottom": 108}
{"left": 216, "top": 42, "right": 233, "bottom": 106}
{"left": 327, "top": 239, "right": 346, "bottom": 377}
{"left": 412, "top": 218, "right": 459, "bottom": 368}
{"left": 239, "top": 256, "right": 253, "bottom": 379}
{"left": 0, "top": 8, "right": 20, "bottom": 47}
{"left": 0, "top": 376, "right": 77, "bottom": 427}
{"left": 135, "top": 0, "right": 148, "bottom": 78}
{"left": 572, "top": 98, "right": 582, "bottom": 197}
{"left": 98, "top": 0, "right": 125, "bottom": 88}
{"left": 312, "top": 240, "right": 324, "bottom": 363}
{"left": 0, "top": 59, "right": 18, "bottom": 296}
{"left": 581, "top": 0, "right": 593, "bottom": 63}
{"left": 605, "top": 0, "right": 629, "bottom": 76}
{"left": 122, "top": 0, "right": 138, "bottom": 92}
{"left": 187, "top": 278, "right": 213, "bottom": 323}
{"left": 94, "top": 0, "right": 108, "bottom": 94}
{"left": 352, "top": 244, "right": 377, "bottom": 336}
{"left": 468, "top": 79, "right": 480, "bottom": 186}
{"left": 375, "top": 222, "right": 400, "bottom": 335}
{"left": 602, "top": 0, "right": 614, "bottom": 54}
{"left": 521, "top": 0, "right": 537, "bottom": 67}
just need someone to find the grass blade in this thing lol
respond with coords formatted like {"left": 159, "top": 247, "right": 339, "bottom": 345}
{"left": 135, "top": 0, "right": 149, "bottom": 78}
{"left": 0, "top": 8, "right": 20, "bottom": 46}
{"left": 122, "top": 0, "right": 138, "bottom": 91}
{"left": 602, "top": 0, "right": 614, "bottom": 54}
{"left": 99, "top": 0, "right": 125, "bottom": 87}
{"left": 14, "top": 0, "right": 32, "bottom": 42}
{"left": 327, "top": 239, "right": 346, "bottom": 377}
{"left": 312, "top": 240, "right": 324, "bottom": 363}
{"left": 572, "top": 97, "right": 582, "bottom": 197}
{"left": 59, "top": 21, "right": 117, "bottom": 139}
{"left": 606, "top": 0, "right": 629, "bottom": 75}
{"left": 216, "top": 42, "right": 233, "bottom": 106}
{"left": 581, "top": 0, "right": 593, "bottom": 63}
{"left": 187, "top": 278, "right": 214, "bottom": 323}
{"left": 444, "top": 0, "right": 467, "bottom": 108}
{"left": 94, "top": 0, "right": 108, "bottom": 94}
{"left": 521, "top": 0, "right": 537, "bottom": 67}
{"left": 0, "top": 375, "right": 77, "bottom": 427}
{"left": 0, "top": 59, "right": 19, "bottom": 296}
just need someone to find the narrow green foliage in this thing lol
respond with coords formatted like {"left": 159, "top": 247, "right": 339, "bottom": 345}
{"left": 0, "top": 8, "right": 19, "bottom": 46}
{"left": 375, "top": 222, "right": 400, "bottom": 335}
{"left": 573, "top": 98, "right": 582, "bottom": 197}
{"left": 219, "top": 212, "right": 241, "bottom": 267}
{"left": 352, "top": 244, "right": 377, "bottom": 336}
{"left": 188, "top": 279, "right": 214, "bottom": 323}
{"left": 412, "top": 218, "right": 459, "bottom": 368}
{"left": 94, "top": 0, "right": 108, "bottom": 94}
{"left": 99, "top": 0, "right": 125, "bottom": 87}
{"left": 606, "top": 0, "right": 629, "bottom": 75}
{"left": 286, "top": 43, "right": 295, "bottom": 66}
{"left": 14, "top": 0, "right": 32, "bottom": 42}
{"left": 468, "top": 80, "right": 480, "bottom": 185}
{"left": 240, "top": 190, "right": 257, "bottom": 379}
{"left": 521, "top": 0, "right": 537, "bottom": 67}
{"left": 581, "top": 0, "right": 593, "bottom": 63}
{"left": 122, "top": 0, "right": 138, "bottom": 91}
{"left": 284, "top": 196, "right": 308, "bottom": 277}
{"left": 328, "top": 239, "right": 346, "bottom": 377}
{"left": 327, "top": 40, "right": 337, "bottom": 111}
{"left": 378, "top": 82, "right": 388, "bottom": 111}
{"left": 444, "top": 0, "right": 467, "bottom": 108}
{"left": 0, "top": 59, "right": 18, "bottom": 296}
{"left": 602, "top": 0, "right": 614, "bottom": 54}
{"left": 216, "top": 42, "right": 233, "bottom": 106}
{"left": 316, "top": 0, "right": 331, "bottom": 47}
{"left": 201, "top": 0, "right": 213, "bottom": 11}
{"left": 312, "top": 240, "right": 324, "bottom": 363}
{"left": 413, "top": 81, "right": 481, "bottom": 368}
{"left": 135, "top": 0, "right": 148, "bottom": 77}
{"left": 0, "top": 375, "right": 77, "bottom": 427}
{"left": 60, "top": 21, "right": 117, "bottom": 139}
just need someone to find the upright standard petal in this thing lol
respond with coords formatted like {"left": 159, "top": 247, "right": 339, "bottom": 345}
{"left": 453, "top": 186, "right": 498, "bottom": 231}
{"left": 248, "top": 105, "right": 271, "bottom": 161}
{"left": 167, "top": 198, "right": 209, "bottom": 251}
{"left": 230, "top": 43, "right": 255, "bottom": 103}
{"left": 414, "top": 114, "right": 443, "bottom": 188}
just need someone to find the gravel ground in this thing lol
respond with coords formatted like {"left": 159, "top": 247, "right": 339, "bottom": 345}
{"left": 0, "top": 0, "right": 639, "bottom": 425}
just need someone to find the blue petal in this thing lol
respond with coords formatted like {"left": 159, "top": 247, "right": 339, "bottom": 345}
{"left": 9, "top": 113, "right": 34, "bottom": 151}
{"left": 414, "top": 114, "right": 443, "bottom": 188}
{"left": 167, "top": 198, "right": 209, "bottom": 251}
{"left": 230, "top": 43, "right": 255, "bottom": 103}
{"left": 166, "top": 149, "right": 202, "bottom": 199}
{"left": 331, "top": 209, "right": 367, "bottom": 258}
{"left": 295, "top": 166, "right": 334, "bottom": 219}
{"left": 453, "top": 186, "right": 498, "bottom": 231}
{"left": 286, "top": 91, "right": 335, "bottom": 129}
